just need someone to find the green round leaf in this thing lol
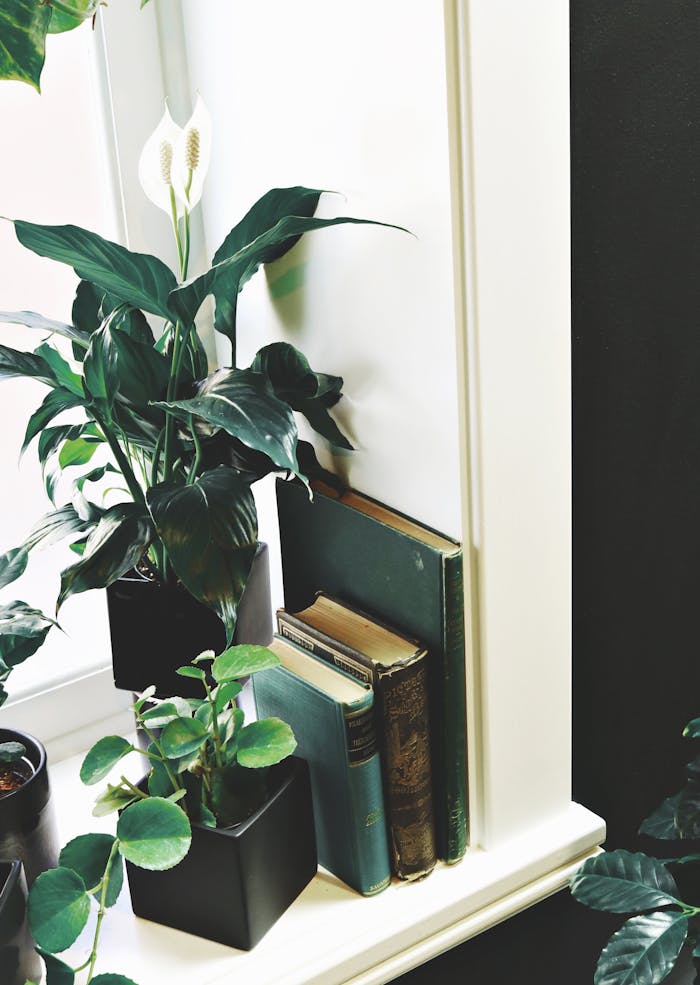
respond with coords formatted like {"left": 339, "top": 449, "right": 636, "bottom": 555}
{"left": 28, "top": 867, "right": 91, "bottom": 953}
{"left": 117, "top": 797, "right": 191, "bottom": 871}
{"left": 80, "top": 736, "right": 133, "bottom": 785}
{"left": 175, "top": 666, "right": 206, "bottom": 681}
{"left": 236, "top": 718, "right": 296, "bottom": 768}
{"left": 570, "top": 850, "right": 681, "bottom": 914}
{"left": 0, "top": 741, "right": 27, "bottom": 762}
{"left": 683, "top": 717, "right": 700, "bottom": 739}
{"left": 59, "top": 833, "right": 123, "bottom": 908}
{"left": 89, "top": 975, "right": 140, "bottom": 985}
{"left": 160, "top": 717, "right": 208, "bottom": 759}
{"left": 37, "top": 948, "right": 75, "bottom": 984}
{"left": 212, "top": 645, "right": 280, "bottom": 683}
{"left": 139, "top": 701, "right": 185, "bottom": 728}
{"left": 595, "top": 912, "right": 688, "bottom": 985}
{"left": 214, "top": 680, "right": 242, "bottom": 712}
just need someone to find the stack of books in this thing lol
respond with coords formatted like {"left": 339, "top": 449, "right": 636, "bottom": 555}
{"left": 252, "top": 478, "right": 468, "bottom": 896}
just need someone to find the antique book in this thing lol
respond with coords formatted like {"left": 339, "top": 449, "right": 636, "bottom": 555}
{"left": 276, "top": 476, "right": 468, "bottom": 864}
{"left": 277, "top": 594, "right": 437, "bottom": 881}
{"left": 252, "top": 635, "right": 392, "bottom": 896}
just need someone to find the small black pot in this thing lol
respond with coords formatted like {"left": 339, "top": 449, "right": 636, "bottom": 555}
{"left": 0, "top": 860, "right": 41, "bottom": 985}
{"left": 107, "top": 542, "right": 273, "bottom": 698}
{"left": 0, "top": 730, "right": 58, "bottom": 887}
{"left": 125, "top": 756, "right": 317, "bottom": 950}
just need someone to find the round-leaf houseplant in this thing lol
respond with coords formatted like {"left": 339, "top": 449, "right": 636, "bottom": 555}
{"left": 25, "top": 643, "right": 316, "bottom": 982}
{"left": 0, "top": 99, "right": 404, "bottom": 701}
{"left": 570, "top": 711, "right": 700, "bottom": 985}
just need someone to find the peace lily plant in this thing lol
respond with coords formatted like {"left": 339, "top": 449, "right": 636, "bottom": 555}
{"left": 24, "top": 643, "right": 296, "bottom": 985}
{"left": 0, "top": 98, "right": 402, "bottom": 702}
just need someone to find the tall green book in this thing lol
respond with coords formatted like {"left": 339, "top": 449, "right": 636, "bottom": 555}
{"left": 252, "top": 635, "right": 392, "bottom": 897}
{"left": 276, "top": 477, "right": 468, "bottom": 864}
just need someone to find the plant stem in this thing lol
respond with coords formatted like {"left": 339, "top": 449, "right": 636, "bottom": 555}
{"left": 203, "top": 679, "right": 222, "bottom": 767}
{"left": 85, "top": 838, "right": 120, "bottom": 983}
{"left": 187, "top": 415, "right": 202, "bottom": 484}
{"left": 44, "top": 0, "right": 96, "bottom": 18}
{"left": 120, "top": 775, "right": 149, "bottom": 799}
{"left": 169, "top": 187, "right": 184, "bottom": 275}
{"left": 137, "top": 721, "right": 187, "bottom": 815}
{"left": 182, "top": 208, "right": 191, "bottom": 281}
{"left": 98, "top": 416, "right": 147, "bottom": 507}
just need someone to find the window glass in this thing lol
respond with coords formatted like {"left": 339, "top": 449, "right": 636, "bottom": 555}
{"left": 0, "top": 29, "right": 119, "bottom": 700}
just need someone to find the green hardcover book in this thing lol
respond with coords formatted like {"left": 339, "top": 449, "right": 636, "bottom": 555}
{"left": 276, "top": 477, "right": 468, "bottom": 864}
{"left": 252, "top": 635, "right": 392, "bottom": 897}
{"left": 278, "top": 594, "right": 437, "bottom": 881}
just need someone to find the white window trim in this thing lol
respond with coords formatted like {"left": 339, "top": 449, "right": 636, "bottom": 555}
{"left": 4, "top": 2, "right": 606, "bottom": 981}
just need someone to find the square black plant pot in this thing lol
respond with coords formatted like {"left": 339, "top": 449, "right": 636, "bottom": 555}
{"left": 0, "top": 860, "right": 41, "bottom": 985}
{"left": 125, "top": 756, "right": 317, "bottom": 950}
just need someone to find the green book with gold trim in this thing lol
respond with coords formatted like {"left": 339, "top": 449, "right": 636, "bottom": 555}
{"left": 252, "top": 635, "right": 391, "bottom": 897}
{"left": 276, "top": 477, "right": 468, "bottom": 865}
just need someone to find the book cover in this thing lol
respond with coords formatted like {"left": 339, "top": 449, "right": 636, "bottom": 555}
{"left": 252, "top": 635, "right": 392, "bottom": 897}
{"left": 276, "top": 477, "right": 468, "bottom": 864}
{"left": 277, "top": 594, "right": 437, "bottom": 881}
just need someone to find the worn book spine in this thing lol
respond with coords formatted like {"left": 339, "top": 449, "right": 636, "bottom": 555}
{"left": 277, "top": 614, "right": 437, "bottom": 880}
{"left": 252, "top": 656, "right": 391, "bottom": 897}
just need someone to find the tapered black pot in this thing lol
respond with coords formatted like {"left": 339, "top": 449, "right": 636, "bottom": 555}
{"left": 107, "top": 542, "right": 273, "bottom": 698}
{"left": 0, "top": 860, "right": 41, "bottom": 985}
{"left": 125, "top": 756, "right": 317, "bottom": 950}
{"left": 0, "top": 730, "right": 58, "bottom": 887}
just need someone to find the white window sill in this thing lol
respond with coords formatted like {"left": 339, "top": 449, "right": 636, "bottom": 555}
{"left": 47, "top": 743, "right": 604, "bottom": 985}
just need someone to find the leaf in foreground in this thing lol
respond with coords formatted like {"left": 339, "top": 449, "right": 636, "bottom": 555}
{"left": 59, "top": 833, "right": 123, "bottom": 907}
{"left": 236, "top": 718, "right": 297, "bottom": 768}
{"left": 80, "top": 735, "right": 133, "bottom": 785}
{"left": 570, "top": 850, "right": 682, "bottom": 914}
{"left": 594, "top": 911, "right": 687, "bottom": 985}
{"left": 28, "top": 867, "right": 90, "bottom": 953}
{"left": 117, "top": 797, "right": 191, "bottom": 870}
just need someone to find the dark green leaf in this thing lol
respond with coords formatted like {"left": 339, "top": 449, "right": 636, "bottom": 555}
{"left": 684, "top": 718, "right": 700, "bottom": 739}
{"left": 89, "top": 976, "right": 140, "bottom": 985}
{"left": 59, "top": 833, "right": 123, "bottom": 907}
{"left": 147, "top": 466, "right": 257, "bottom": 642}
{"left": 84, "top": 314, "right": 169, "bottom": 413}
{"left": 212, "top": 644, "right": 280, "bottom": 682}
{"left": 49, "top": 0, "right": 97, "bottom": 34}
{"left": 117, "top": 797, "right": 191, "bottom": 870}
{"left": 0, "top": 309, "right": 89, "bottom": 348}
{"left": 0, "top": 741, "right": 26, "bottom": 762}
{"left": 34, "top": 343, "right": 83, "bottom": 396}
{"left": 0, "top": 547, "right": 28, "bottom": 590}
{"left": 676, "top": 778, "right": 700, "bottom": 839}
{"left": 0, "top": 601, "right": 58, "bottom": 682}
{"left": 594, "top": 911, "right": 688, "bottom": 985}
{"left": 208, "top": 762, "right": 270, "bottom": 827}
{"left": 570, "top": 850, "right": 682, "bottom": 913}
{"left": 639, "top": 795, "right": 682, "bottom": 840}
{"left": 140, "top": 701, "right": 185, "bottom": 728}
{"left": 169, "top": 212, "right": 408, "bottom": 330}
{"left": 160, "top": 717, "right": 208, "bottom": 759}
{"left": 210, "top": 187, "right": 324, "bottom": 340}
{"left": 0, "top": 0, "right": 51, "bottom": 91}
{"left": 37, "top": 948, "right": 75, "bottom": 985}
{"left": 22, "top": 387, "right": 84, "bottom": 455}
{"left": 80, "top": 736, "right": 133, "bottom": 785}
{"left": 58, "top": 502, "right": 155, "bottom": 608}
{"left": 14, "top": 221, "right": 177, "bottom": 320}
{"left": 27, "top": 867, "right": 90, "bottom": 952}
{"left": 0, "top": 342, "right": 57, "bottom": 386}
{"left": 155, "top": 368, "right": 302, "bottom": 477}
{"left": 250, "top": 342, "right": 352, "bottom": 449}
{"left": 236, "top": 718, "right": 296, "bottom": 768}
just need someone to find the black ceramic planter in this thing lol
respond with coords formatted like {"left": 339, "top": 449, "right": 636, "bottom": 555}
{"left": 107, "top": 542, "right": 273, "bottom": 698}
{"left": 0, "top": 860, "right": 41, "bottom": 985}
{"left": 0, "top": 730, "right": 58, "bottom": 887}
{"left": 125, "top": 756, "right": 317, "bottom": 950}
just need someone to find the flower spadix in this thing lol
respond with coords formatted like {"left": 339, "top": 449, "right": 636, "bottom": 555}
{"left": 139, "top": 96, "right": 212, "bottom": 216}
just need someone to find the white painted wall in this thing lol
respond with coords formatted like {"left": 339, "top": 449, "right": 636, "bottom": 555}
{"left": 178, "top": 0, "right": 464, "bottom": 612}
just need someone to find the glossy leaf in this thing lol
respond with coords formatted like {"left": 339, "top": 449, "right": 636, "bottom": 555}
{"left": 169, "top": 213, "right": 408, "bottom": 329}
{"left": 140, "top": 701, "right": 185, "bottom": 728}
{"left": 570, "top": 850, "right": 682, "bottom": 913}
{"left": 117, "top": 797, "right": 191, "bottom": 870}
{"left": 0, "top": 601, "right": 58, "bottom": 691}
{"left": 80, "top": 736, "right": 133, "bottom": 785}
{"left": 0, "top": 741, "right": 26, "bottom": 761}
{"left": 147, "top": 466, "right": 257, "bottom": 641}
{"left": 89, "top": 974, "right": 140, "bottom": 985}
{"left": 0, "top": 309, "right": 90, "bottom": 348}
{"left": 236, "top": 718, "right": 297, "bottom": 768}
{"left": 22, "top": 387, "right": 84, "bottom": 455}
{"left": 14, "top": 221, "right": 178, "bottom": 320}
{"left": 37, "top": 948, "right": 75, "bottom": 985}
{"left": 639, "top": 795, "right": 681, "bottom": 840}
{"left": 175, "top": 665, "right": 206, "bottom": 681}
{"left": 210, "top": 186, "right": 324, "bottom": 340}
{"left": 48, "top": 0, "right": 97, "bottom": 34}
{"left": 1, "top": 505, "right": 96, "bottom": 584}
{"left": 84, "top": 315, "right": 169, "bottom": 413}
{"left": 155, "top": 368, "right": 302, "bottom": 477}
{"left": 214, "top": 680, "right": 242, "bottom": 712}
{"left": 0, "top": 0, "right": 51, "bottom": 90}
{"left": 59, "top": 833, "right": 123, "bottom": 907}
{"left": 212, "top": 644, "right": 280, "bottom": 682}
{"left": 0, "top": 342, "right": 57, "bottom": 386}
{"left": 57, "top": 436, "right": 99, "bottom": 470}
{"left": 34, "top": 343, "right": 83, "bottom": 396}
{"left": 0, "top": 547, "right": 28, "bottom": 590}
{"left": 160, "top": 717, "right": 208, "bottom": 758}
{"left": 251, "top": 342, "right": 352, "bottom": 449}
{"left": 683, "top": 717, "right": 700, "bottom": 739}
{"left": 27, "top": 867, "right": 90, "bottom": 953}
{"left": 676, "top": 778, "right": 700, "bottom": 839}
{"left": 72, "top": 282, "right": 154, "bottom": 346}
{"left": 594, "top": 911, "right": 688, "bottom": 985}
{"left": 58, "top": 503, "right": 155, "bottom": 608}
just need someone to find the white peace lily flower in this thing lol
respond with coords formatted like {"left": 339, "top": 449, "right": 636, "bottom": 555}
{"left": 139, "top": 96, "right": 212, "bottom": 216}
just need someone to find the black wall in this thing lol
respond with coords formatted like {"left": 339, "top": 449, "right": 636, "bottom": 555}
{"left": 390, "top": 4, "right": 700, "bottom": 983}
